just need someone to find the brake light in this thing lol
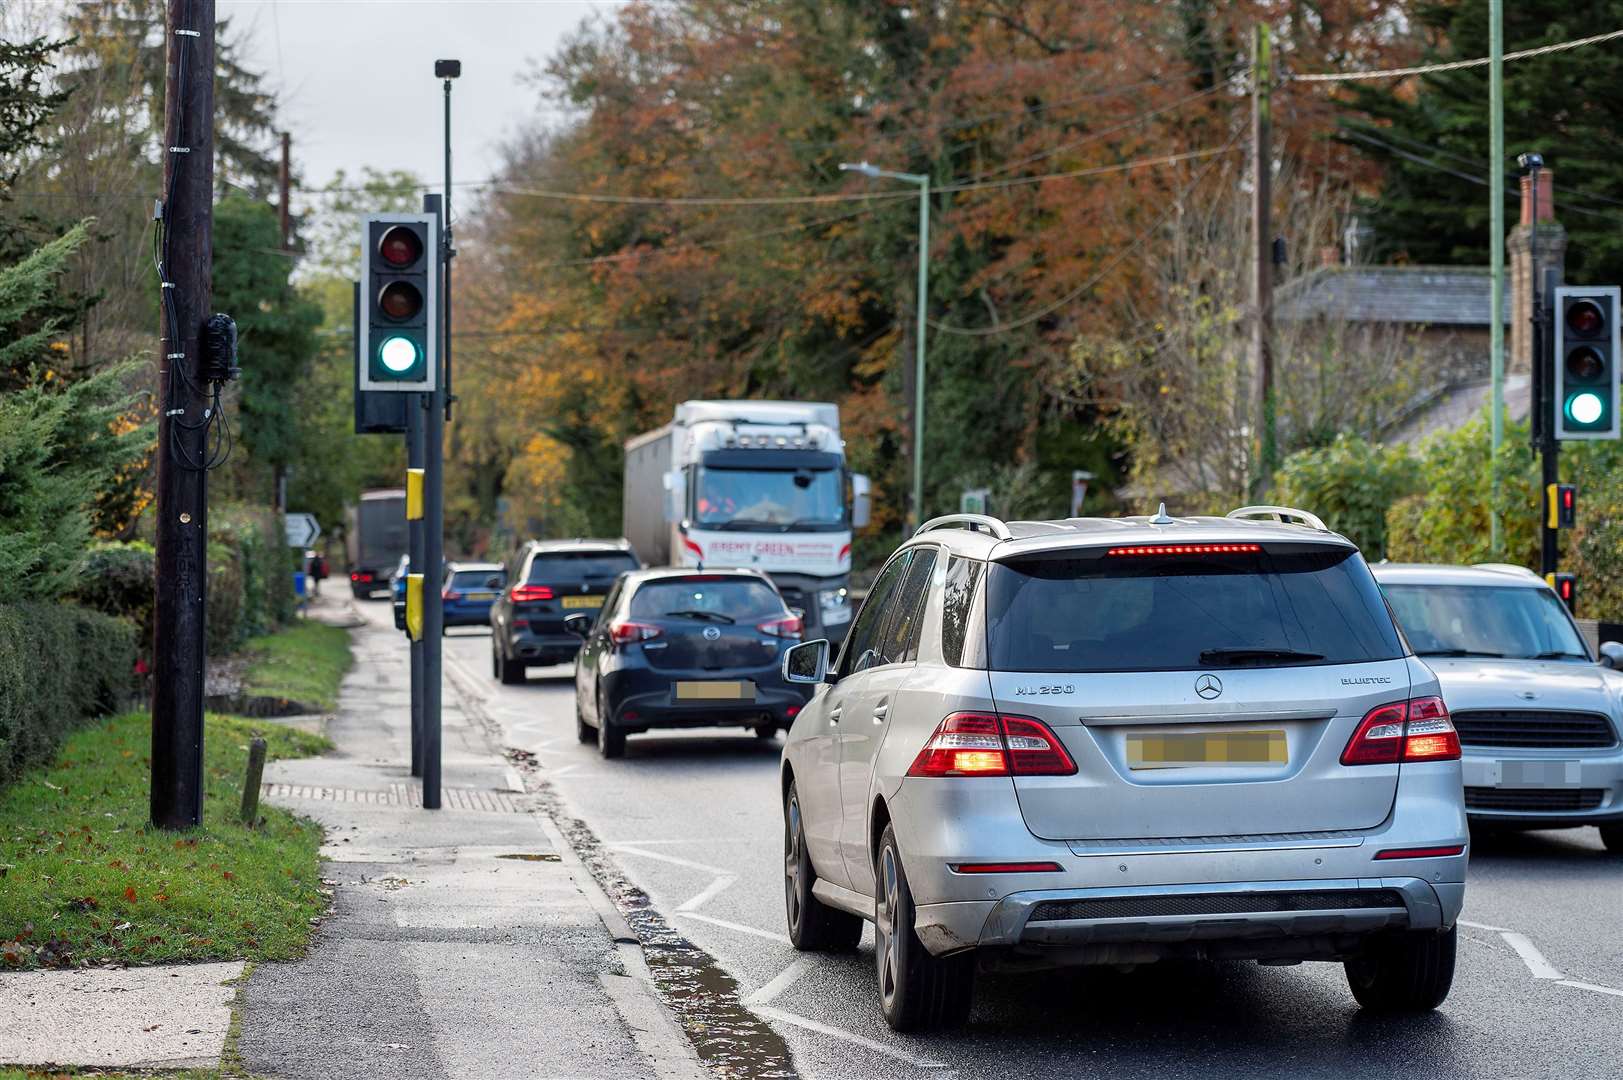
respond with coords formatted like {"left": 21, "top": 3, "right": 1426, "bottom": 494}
{"left": 1341, "top": 696, "right": 1459, "bottom": 765}
{"left": 510, "top": 584, "right": 555, "bottom": 603}
{"left": 610, "top": 620, "right": 662, "bottom": 646}
{"left": 351, "top": 571, "right": 373, "bottom": 583}
{"left": 1108, "top": 543, "right": 1261, "bottom": 556}
{"left": 757, "top": 614, "right": 803, "bottom": 639}
{"left": 442, "top": 589, "right": 459, "bottom": 600}
{"left": 950, "top": 862, "right": 1065, "bottom": 874}
{"left": 906, "top": 713, "right": 1076, "bottom": 778}
{"left": 1374, "top": 845, "right": 1466, "bottom": 860}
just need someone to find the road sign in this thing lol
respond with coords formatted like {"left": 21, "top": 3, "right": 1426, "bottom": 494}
{"left": 1071, "top": 470, "right": 1096, "bottom": 516}
{"left": 285, "top": 513, "right": 321, "bottom": 548}
{"left": 960, "top": 488, "right": 991, "bottom": 515}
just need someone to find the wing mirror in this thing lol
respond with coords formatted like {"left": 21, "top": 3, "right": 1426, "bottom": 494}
{"left": 782, "top": 638, "right": 833, "bottom": 684}
{"left": 1599, "top": 641, "right": 1623, "bottom": 670}
{"left": 563, "top": 612, "right": 593, "bottom": 638}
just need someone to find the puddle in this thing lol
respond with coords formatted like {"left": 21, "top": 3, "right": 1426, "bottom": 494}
{"left": 496, "top": 852, "right": 562, "bottom": 862}
{"left": 512, "top": 751, "right": 798, "bottom": 1079}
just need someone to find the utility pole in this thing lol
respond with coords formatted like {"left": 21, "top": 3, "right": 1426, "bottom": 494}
{"left": 1525, "top": 159, "right": 1559, "bottom": 579}
{"left": 1250, "top": 23, "right": 1276, "bottom": 497}
{"left": 1487, "top": 0, "right": 1505, "bottom": 554}
{"left": 151, "top": 0, "right": 216, "bottom": 830}
{"left": 274, "top": 130, "right": 291, "bottom": 514}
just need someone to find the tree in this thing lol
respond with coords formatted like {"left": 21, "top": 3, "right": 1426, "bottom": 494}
{"left": 1341, "top": 0, "right": 1623, "bottom": 282}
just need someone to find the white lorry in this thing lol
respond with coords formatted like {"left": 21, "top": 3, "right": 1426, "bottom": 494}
{"left": 623, "top": 400, "right": 870, "bottom": 644}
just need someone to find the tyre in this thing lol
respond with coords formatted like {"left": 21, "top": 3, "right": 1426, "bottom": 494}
{"left": 1600, "top": 822, "right": 1623, "bottom": 853}
{"left": 783, "top": 782, "right": 861, "bottom": 952}
{"left": 491, "top": 641, "right": 501, "bottom": 678}
{"left": 596, "top": 692, "right": 626, "bottom": 758}
{"left": 575, "top": 695, "right": 595, "bottom": 744}
{"left": 754, "top": 723, "right": 778, "bottom": 740}
{"left": 1345, "top": 926, "right": 1457, "bottom": 1012}
{"left": 874, "top": 824, "right": 975, "bottom": 1031}
{"left": 496, "top": 641, "right": 525, "bottom": 686}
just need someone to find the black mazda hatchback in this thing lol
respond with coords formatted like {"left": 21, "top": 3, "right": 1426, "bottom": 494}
{"left": 568, "top": 568, "right": 811, "bottom": 757}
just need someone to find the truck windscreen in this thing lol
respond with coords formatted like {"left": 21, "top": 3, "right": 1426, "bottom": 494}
{"left": 694, "top": 466, "right": 845, "bottom": 530}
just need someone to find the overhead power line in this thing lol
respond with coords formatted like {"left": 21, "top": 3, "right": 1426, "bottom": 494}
{"left": 1290, "top": 26, "right": 1623, "bottom": 83}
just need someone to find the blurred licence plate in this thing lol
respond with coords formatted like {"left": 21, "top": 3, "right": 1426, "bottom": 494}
{"left": 465, "top": 592, "right": 495, "bottom": 601}
{"left": 1127, "top": 729, "right": 1286, "bottom": 770}
{"left": 561, "top": 596, "right": 603, "bottom": 609}
{"left": 675, "top": 681, "right": 756, "bottom": 701}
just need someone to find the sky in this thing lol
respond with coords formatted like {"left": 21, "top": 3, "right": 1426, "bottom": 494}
{"left": 218, "top": 0, "right": 608, "bottom": 195}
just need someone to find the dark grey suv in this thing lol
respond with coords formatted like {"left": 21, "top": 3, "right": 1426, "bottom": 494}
{"left": 490, "top": 539, "right": 640, "bottom": 684}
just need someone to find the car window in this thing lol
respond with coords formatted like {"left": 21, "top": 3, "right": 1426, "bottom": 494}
{"left": 940, "top": 556, "right": 984, "bottom": 668}
{"left": 629, "top": 577, "right": 786, "bottom": 621}
{"left": 594, "top": 577, "right": 627, "bottom": 630}
{"left": 528, "top": 551, "right": 639, "bottom": 583}
{"left": 1383, "top": 583, "right": 1589, "bottom": 660}
{"left": 449, "top": 570, "right": 504, "bottom": 590}
{"left": 840, "top": 552, "right": 912, "bottom": 676}
{"left": 985, "top": 544, "right": 1404, "bottom": 673}
{"left": 880, "top": 547, "right": 938, "bottom": 665}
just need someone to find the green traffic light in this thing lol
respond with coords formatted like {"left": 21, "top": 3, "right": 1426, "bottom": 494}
{"left": 379, "top": 335, "right": 420, "bottom": 374}
{"left": 1565, "top": 391, "right": 1605, "bottom": 427}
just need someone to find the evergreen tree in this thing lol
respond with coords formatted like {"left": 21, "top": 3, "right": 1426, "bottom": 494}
{"left": 1342, "top": 0, "right": 1623, "bottom": 282}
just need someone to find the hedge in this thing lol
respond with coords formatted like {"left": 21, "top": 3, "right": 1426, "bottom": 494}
{"left": 0, "top": 602, "right": 136, "bottom": 789}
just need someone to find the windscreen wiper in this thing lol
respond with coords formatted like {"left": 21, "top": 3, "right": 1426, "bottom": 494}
{"left": 665, "top": 609, "right": 736, "bottom": 624}
{"left": 1416, "top": 649, "right": 1505, "bottom": 658}
{"left": 1528, "top": 650, "right": 1587, "bottom": 660}
{"left": 1198, "top": 647, "right": 1325, "bottom": 666}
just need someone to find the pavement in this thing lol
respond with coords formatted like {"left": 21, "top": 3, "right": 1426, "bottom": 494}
{"left": 237, "top": 592, "right": 705, "bottom": 1080}
{"left": 437, "top": 616, "right": 1623, "bottom": 1080}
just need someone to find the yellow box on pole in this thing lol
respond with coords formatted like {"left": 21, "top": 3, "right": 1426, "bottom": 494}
{"left": 406, "top": 468, "right": 425, "bottom": 521}
{"left": 406, "top": 573, "right": 424, "bottom": 641}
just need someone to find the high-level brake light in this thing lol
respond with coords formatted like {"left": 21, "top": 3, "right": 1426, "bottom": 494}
{"left": 1107, "top": 543, "right": 1262, "bottom": 557}
{"left": 1340, "top": 697, "right": 1460, "bottom": 765}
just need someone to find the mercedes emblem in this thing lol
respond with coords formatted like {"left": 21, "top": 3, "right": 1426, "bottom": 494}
{"left": 703, "top": 626, "right": 721, "bottom": 641}
{"left": 1195, "top": 673, "right": 1223, "bottom": 700}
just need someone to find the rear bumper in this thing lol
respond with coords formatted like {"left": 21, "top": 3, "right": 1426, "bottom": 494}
{"left": 603, "top": 668, "right": 806, "bottom": 731}
{"left": 442, "top": 601, "right": 495, "bottom": 627}
{"left": 507, "top": 632, "right": 582, "bottom": 666}
{"left": 915, "top": 877, "right": 1461, "bottom": 959}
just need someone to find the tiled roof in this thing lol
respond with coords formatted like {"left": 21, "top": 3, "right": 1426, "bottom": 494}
{"left": 1275, "top": 265, "right": 1509, "bottom": 327}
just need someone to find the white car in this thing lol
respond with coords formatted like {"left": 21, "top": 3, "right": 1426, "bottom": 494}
{"left": 1374, "top": 563, "right": 1623, "bottom": 851}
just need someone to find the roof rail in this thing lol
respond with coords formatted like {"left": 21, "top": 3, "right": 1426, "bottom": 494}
{"left": 916, "top": 513, "right": 1012, "bottom": 540}
{"left": 1472, "top": 562, "right": 1542, "bottom": 580}
{"left": 1226, "top": 504, "right": 1330, "bottom": 533}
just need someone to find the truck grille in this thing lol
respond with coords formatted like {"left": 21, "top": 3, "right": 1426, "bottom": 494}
{"left": 1452, "top": 710, "right": 1616, "bottom": 749}
{"left": 1028, "top": 889, "right": 1405, "bottom": 923}
{"left": 1464, "top": 787, "right": 1605, "bottom": 812}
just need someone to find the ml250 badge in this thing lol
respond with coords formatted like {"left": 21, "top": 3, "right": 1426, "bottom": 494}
{"left": 1014, "top": 684, "right": 1076, "bottom": 696}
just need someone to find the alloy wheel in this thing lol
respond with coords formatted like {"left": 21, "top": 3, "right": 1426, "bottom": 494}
{"left": 784, "top": 793, "right": 803, "bottom": 933}
{"left": 877, "top": 845, "right": 900, "bottom": 1011}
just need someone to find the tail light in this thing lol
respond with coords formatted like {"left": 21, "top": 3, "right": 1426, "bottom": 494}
{"left": 510, "top": 584, "right": 555, "bottom": 603}
{"left": 513, "top": 619, "right": 529, "bottom": 630}
{"left": 441, "top": 589, "right": 460, "bottom": 600}
{"left": 1341, "top": 696, "right": 1459, "bottom": 765}
{"left": 351, "top": 571, "right": 373, "bottom": 583}
{"left": 757, "top": 614, "right": 803, "bottom": 639}
{"left": 610, "top": 620, "right": 662, "bottom": 646}
{"left": 907, "top": 712, "right": 1076, "bottom": 778}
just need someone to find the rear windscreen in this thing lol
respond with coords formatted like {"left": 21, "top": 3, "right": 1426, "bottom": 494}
{"left": 527, "top": 552, "right": 638, "bottom": 583}
{"left": 449, "top": 570, "right": 503, "bottom": 590}
{"left": 985, "top": 545, "right": 1404, "bottom": 672}
{"left": 629, "top": 579, "right": 785, "bottom": 620}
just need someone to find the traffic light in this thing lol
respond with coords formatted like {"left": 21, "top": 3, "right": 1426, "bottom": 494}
{"left": 1553, "top": 285, "right": 1620, "bottom": 439}
{"left": 359, "top": 213, "right": 437, "bottom": 392}
{"left": 1546, "top": 483, "right": 1577, "bottom": 529}
{"left": 1547, "top": 571, "right": 1577, "bottom": 611}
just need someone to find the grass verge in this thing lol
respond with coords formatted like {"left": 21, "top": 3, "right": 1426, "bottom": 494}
{"left": 0, "top": 713, "right": 330, "bottom": 970}
{"left": 239, "top": 619, "right": 351, "bottom": 711}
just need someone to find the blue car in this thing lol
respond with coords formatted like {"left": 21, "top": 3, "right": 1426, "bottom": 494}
{"left": 441, "top": 562, "right": 507, "bottom": 631}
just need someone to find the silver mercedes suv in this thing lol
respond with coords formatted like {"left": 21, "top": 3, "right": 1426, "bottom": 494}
{"left": 779, "top": 506, "right": 1468, "bottom": 1030}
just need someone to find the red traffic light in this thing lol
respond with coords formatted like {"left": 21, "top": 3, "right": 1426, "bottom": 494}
{"left": 1566, "top": 299, "right": 1604, "bottom": 337}
{"left": 378, "top": 280, "right": 423, "bottom": 321}
{"left": 378, "top": 225, "right": 423, "bottom": 268}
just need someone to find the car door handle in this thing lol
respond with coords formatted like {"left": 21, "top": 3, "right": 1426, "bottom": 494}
{"left": 829, "top": 707, "right": 842, "bottom": 725}
{"left": 872, "top": 702, "right": 888, "bottom": 722}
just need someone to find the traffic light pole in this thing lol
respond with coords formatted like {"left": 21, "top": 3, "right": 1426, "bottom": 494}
{"left": 152, "top": 0, "right": 216, "bottom": 830}
{"left": 407, "top": 391, "right": 425, "bottom": 778}
{"left": 421, "top": 194, "right": 444, "bottom": 811}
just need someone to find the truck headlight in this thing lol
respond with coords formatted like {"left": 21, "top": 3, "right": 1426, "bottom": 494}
{"left": 819, "top": 588, "right": 851, "bottom": 625}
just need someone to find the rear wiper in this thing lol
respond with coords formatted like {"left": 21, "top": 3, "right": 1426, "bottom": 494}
{"left": 665, "top": 609, "right": 736, "bottom": 624}
{"left": 1528, "top": 650, "right": 1586, "bottom": 660}
{"left": 1416, "top": 649, "right": 1505, "bottom": 658}
{"left": 1198, "top": 647, "right": 1325, "bottom": 666}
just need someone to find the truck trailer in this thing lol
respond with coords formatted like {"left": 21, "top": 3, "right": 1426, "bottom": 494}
{"left": 345, "top": 488, "right": 408, "bottom": 599}
{"left": 623, "top": 400, "right": 869, "bottom": 644}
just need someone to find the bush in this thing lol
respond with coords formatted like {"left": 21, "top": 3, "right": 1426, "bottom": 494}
{"left": 1273, "top": 436, "right": 1417, "bottom": 561}
{"left": 1384, "top": 414, "right": 1540, "bottom": 568}
{"left": 0, "top": 602, "right": 136, "bottom": 789}
{"left": 1565, "top": 441, "right": 1623, "bottom": 620}
{"left": 70, "top": 541, "right": 156, "bottom": 654}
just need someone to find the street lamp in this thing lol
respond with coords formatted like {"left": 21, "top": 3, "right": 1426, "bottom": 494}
{"left": 840, "top": 160, "right": 930, "bottom": 533}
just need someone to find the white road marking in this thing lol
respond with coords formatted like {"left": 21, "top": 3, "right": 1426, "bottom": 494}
{"left": 549, "top": 763, "right": 582, "bottom": 779}
{"left": 1500, "top": 931, "right": 1565, "bottom": 980}
{"left": 753, "top": 1006, "right": 949, "bottom": 1070}
{"left": 1558, "top": 979, "right": 1623, "bottom": 999}
{"left": 1458, "top": 919, "right": 1512, "bottom": 933}
{"left": 677, "top": 874, "right": 738, "bottom": 912}
{"left": 601, "top": 837, "right": 759, "bottom": 846}
{"left": 744, "top": 957, "right": 813, "bottom": 1007}
{"left": 612, "top": 844, "right": 734, "bottom": 877}
{"left": 674, "top": 911, "right": 792, "bottom": 945}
